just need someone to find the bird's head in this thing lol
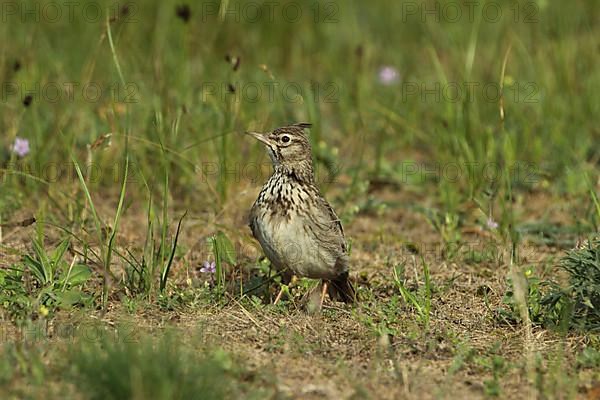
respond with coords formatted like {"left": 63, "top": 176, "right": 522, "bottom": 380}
{"left": 246, "top": 122, "right": 313, "bottom": 167}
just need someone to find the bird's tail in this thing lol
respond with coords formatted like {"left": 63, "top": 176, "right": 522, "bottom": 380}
{"left": 327, "top": 272, "right": 357, "bottom": 304}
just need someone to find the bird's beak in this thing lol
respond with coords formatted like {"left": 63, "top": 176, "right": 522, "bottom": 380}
{"left": 245, "top": 131, "right": 273, "bottom": 147}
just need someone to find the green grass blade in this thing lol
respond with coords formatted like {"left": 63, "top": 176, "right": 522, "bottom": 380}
{"left": 106, "top": 154, "right": 129, "bottom": 281}
{"left": 160, "top": 211, "right": 186, "bottom": 292}
{"left": 71, "top": 155, "right": 107, "bottom": 304}
{"left": 106, "top": 15, "right": 126, "bottom": 87}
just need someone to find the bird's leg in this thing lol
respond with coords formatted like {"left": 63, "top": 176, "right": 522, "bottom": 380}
{"left": 319, "top": 281, "right": 328, "bottom": 311}
{"left": 307, "top": 280, "right": 328, "bottom": 313}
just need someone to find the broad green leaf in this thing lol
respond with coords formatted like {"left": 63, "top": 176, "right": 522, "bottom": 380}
{"left": 56, "top": 289, "right": 87, "bottom": 308}
{"left": 23, "top": 255, "right": 49, "bottom": 284}
{"left": 32, "top": 239, "right": 52, "bottom": 283}
{"left": 50, "top": 238, "right": 70, "bottom": 266}
{"left": 64, "top": 264, "right": 92, "bottom": 286}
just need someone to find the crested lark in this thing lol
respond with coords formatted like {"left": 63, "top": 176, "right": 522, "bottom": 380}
{"left": 246, "top": 122, "right": 355, "bottom": 304}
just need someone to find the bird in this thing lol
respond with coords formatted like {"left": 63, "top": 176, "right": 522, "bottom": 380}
{"left": 246, "top": 122, "right": 356, "bottom": 306}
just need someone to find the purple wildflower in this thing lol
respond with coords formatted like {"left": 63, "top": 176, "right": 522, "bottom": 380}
{"left": 200, "top": 261, "right": 216, "bottom": 273}
{"left": 378, "top": 66, "right": 400, "bottom": 85}
{"left": 12, "top": 137, "right": 30, "bottom": 157}
{"left": 486, "top": 217, "right": 499, "bottom": 230}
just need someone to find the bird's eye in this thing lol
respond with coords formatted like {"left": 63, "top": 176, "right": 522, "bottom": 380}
{"left": 281, "top": 135, "right": 291, "bottom": 143}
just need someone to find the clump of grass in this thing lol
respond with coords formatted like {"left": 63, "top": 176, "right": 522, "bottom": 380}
{"left": 72, "top": 150, "right": 129, "bottom": 309}
{"left": 68, "top": 328, "right": 262, "bottom": 400}
{"left": 118, "top": 167, "right": 186, "bottom": 299}
{"left": 0, "top": 341, "right": 47, "bottom": 390}
{"left": 209, "top": 231, "right": 237, "bottom": 296}
{"left": 0, "top": 237, "right": 92, "bottom": 323}
{"left": 393, "top": 258, "right": 432, "bottom": 329}
{"left": 500, "top": 237, "right": 600, "bottom": 332}
{"left": 119, "top": 206, "right": 186, "bottom": 299}
{"left": 576, "top": 346, "right": 600, "bottom": 369}
{"left": 498, "top": 268, "right": 564, "bottom": 328}
{"left": 560, "top": 237, "right": 600, "bottom": 331}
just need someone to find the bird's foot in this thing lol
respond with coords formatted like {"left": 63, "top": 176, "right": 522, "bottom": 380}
{"left": 273, "top": 285, "right": 287, "bottom": 304}
{"left": 273, "top": 276, "right": 298, "bottom": 305}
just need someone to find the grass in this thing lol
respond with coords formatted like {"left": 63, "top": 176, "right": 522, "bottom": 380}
{"left": 1, "top": 0, "right": 599, "bottom": 398}
{"left": 0, "top": 323, "right": 270, "bottom": 399}
{"left": 393, "top": 259, "right": 432, "bottom": 328}
{"left": 67, "top": 328, "right": 262, "bottom": 400}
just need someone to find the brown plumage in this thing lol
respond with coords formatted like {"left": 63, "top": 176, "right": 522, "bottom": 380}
{"left": 247, "top": 122, "right": 356, "bottom": 304}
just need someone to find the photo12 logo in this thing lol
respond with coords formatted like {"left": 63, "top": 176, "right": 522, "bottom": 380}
{"left": 199, "top": 1, "right": 339, "bottom": 23}
{"left": 0, "top": 2, "right": 138, "bottom": 23}
{"left": 198, "top": 161, "right": 341, "bottom": 185}
{"left": 401, "top": 81, "right": 539, "bottom": 104}
{"left": 1, "top": 81, "right": 139, "bottom": 104}
{"left": 1, "top": 161, "right": 139, "bottom": 185}
{"left": 401, "top": 1, "right": 539, "bottom": 23}
{"left": 199, "top": 81, "right": 339, "bottom": 104}
{"left": 397, "top": 161, "right": 540, "bottom": 185}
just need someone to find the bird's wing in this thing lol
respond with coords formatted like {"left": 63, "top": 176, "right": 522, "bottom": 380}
{"left": 248, "top": 203, "right": 260, "bottom": 239}
{"left": 307, "top": 194, "right": 347, "bottom": 254}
